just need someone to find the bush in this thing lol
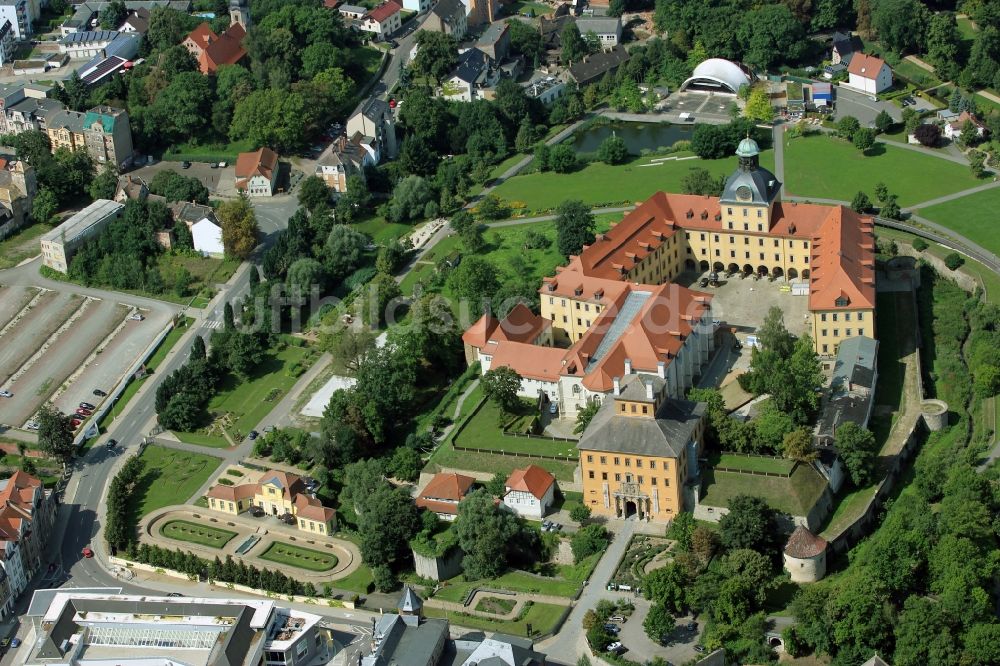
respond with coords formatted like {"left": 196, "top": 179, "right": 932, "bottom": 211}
{"left": 571, "top": 524, "right": 611, "bottom": 563}
{"left": 944, "top": 252, "right": 965, "bottom": 270}
{"left": 569, "top": 504, "right": 592, "bottom": 522}
{"left": 912, "top": 237, "right": 928, "bottom": 252}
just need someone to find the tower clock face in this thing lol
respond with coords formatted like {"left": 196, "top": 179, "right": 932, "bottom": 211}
{"left": 736, "top": 185, "right": 752, "bottom": 201}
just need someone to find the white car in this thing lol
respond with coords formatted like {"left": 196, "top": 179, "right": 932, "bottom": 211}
{"left": 129, "top": 313, "right": 144, "bottom": 321}
{"left": 0, "top": 390, "right": 11, "bottom": 398}
{"left": 606, "top": 642, "right": 623, "bottom": 652}
{"left": 25, "top": 421, "right": 39, "bottom": 430}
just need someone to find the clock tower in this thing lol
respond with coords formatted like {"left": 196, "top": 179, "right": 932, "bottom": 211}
{"left": 719, "top": 135, "right": 782, "bottom": 230}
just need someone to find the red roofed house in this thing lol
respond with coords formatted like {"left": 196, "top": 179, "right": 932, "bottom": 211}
{"left": 415, "top": 472, "right": 475, "bottom": 520}
{"left": 360, "top": 1, "right": 402, "bottom": 40}
{"left": 235, "top": 147, "right": 279, "bottom": 197}
{"left": 0, "top": 471, "right": 55, "bottom": 618}
{"left": 503, "top": 465, "right": 556, "bottom": 519}
{"left": 943, "top": 111, "right": 987, "bottom": 141}
{"left": 845, "top": 53, "right": 892, "bottom": 94}
{"left": 206, "top": 469, "right": 336, "bottom": 536}
{"left": 460, "top": 135, "right": 875, "bottom": 418}
{"left": 182, "top": 21, "right": 247, "bottom": 75}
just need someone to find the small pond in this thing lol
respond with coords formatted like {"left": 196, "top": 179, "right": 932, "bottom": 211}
{"left": 571, "top": 121, "right": 695, "bottom": 154}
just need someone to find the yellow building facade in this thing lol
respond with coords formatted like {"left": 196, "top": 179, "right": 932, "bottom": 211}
{"left": 206, "top": 470, "right": 336, "bottom": 536}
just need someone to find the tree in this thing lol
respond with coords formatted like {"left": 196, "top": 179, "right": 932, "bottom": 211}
{"left": 736, "top": 4, "right": 805, "bottom": 70}
{"left": 851, "top": 191, "right": 872, "bottom": 213}
{"left": 873, "top": 109, "right": 893, "bottom": 134}
{"left": 561, "top": 22, "right": 588, "bottom": 64}
{"left": 298, "top": 175, "right": 330, "bottom": 212}
{"left": 782, "top": 428, "right": 817, "bottom": 463}
{"left": 874, "top": 182, "right": 889, "bottom": 204}
{"left": 357, "top": 485, "right": 421, "bottom": 568}
{"left": 925, "top": 12, "right": 963, "bottom": 81}
{"left": 385, "top": 175, "right": 434, "bottom": 223}
{"left": 549, "top": 143, "right": 578, "bottom": 173}
{"left": 218, "top": 195, "right": 259, "bottom": 259}
{"left": 871, "top": 0, "right": 928, "bottom": 54}
{"left": 555, "top": 200, "right": 596, "bottom": 257}
{"left": 574, "top": 401, "right": 600, "bottom": 434}
{"left": 911, "top": 237, "right": 928, "bottom": 252}
{"left": 149, "top": 171, "right": 209, "bottom": 204}
{"left": 37, "top": 404, "right": 74, "bottom": 464}
{"left": 570, "top": 524, "right": 610, "bottom": 562}
{"left": 412, "top": 31, "right": 458, "bottom": 84}
{"left": 32, "top": 188, "right": 58, "bottom": 223}
{"left": 477, "top": 194, "right": 510, "bottom": 220}
{"left": 570, "top": 504, "right": 592, "bottom": 522}
{"left": 99, "top": 0, "right": 127, "bottom": 29}
{"left": 597, "top": 134, "right": 629, "bottom": 165}
{"left": 229, "top": 89, "right": 311, "bottom": 153}
{"left": 150, "top": 72, "right": 213, "bottom": 143}
{"left": 361, "top": 272, "right": 402, "bottom": 327}
{"left": 482, "top": 366, "right": 522, "bottom": 414}
{"left": 913, "top": 123, "right": 941, "bottom": 147}
{"left": 718, "top": 495, "right": 781, "bottom": 555}
{"left": 743, "top": 87, "right": 774, "bottom": 123}
{"left": 643, "top": 603, "right": 674, "bottom": 641}
{"left": 880, "top": 194, "right": 901, "bottom": 220}
{"left": 456, "top": 489, "right": 523, "bottom": 579}
{"left": 89, "top": 163, "right": 118, "bottom": 200}
{"left": 607, "top": 0, "right": 626, "bottom": 16}
{"left": 324, "top": 225, "right": 368, "bottom": 281}
{"left": 834, "top": 421, "right": 877, "bottom": 486}
{"left": 853, "top": 127, "right": 876, "bottom": 153}
{"left": 448, "top": 255, "right": 500, "bottom": 318}
{"left": 190, "top": 335, "right": 207, "bottom": 362}
{"left": 286, "top": 257, "right": 325, "bottom": 296}
{"left": 223, "top": 302, "right": 235, "bottom": 331}
{"left": 836, "top": 115, "right": 861, "bottom": 140}
{"left": 944, "top": 252, "right": 965, "bottom": 270}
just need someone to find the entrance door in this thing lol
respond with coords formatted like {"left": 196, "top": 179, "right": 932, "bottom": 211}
{"left": 271, "top": 505, "right": 278, "bottom": 515}
{"left": 625, "top": 500, "right": 637, "bottom": 518}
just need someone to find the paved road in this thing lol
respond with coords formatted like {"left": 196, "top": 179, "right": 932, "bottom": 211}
{"left": 834, "top": 86, "right": 901, "bottom": 124}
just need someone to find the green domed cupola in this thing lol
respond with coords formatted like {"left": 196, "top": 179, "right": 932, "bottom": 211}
{"left": 736, "top": 135, "right": 760, "bottom": 171}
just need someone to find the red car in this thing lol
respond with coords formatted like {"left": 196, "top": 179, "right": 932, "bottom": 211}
{"left": 76, "top": 408, "right": 92, "bottom": 416}
{"left": 70, "top": 419, "right": 82, "bottom": 429}
{"left": 82, "top": 547, "right": 94, "bottom": 558}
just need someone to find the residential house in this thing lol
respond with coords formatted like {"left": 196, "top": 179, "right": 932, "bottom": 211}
{"left": 315, "top": 133, "right": 376, "bottom": 193}
{"left": 40, "top": 199, "right": 124, "bottom": 272}
{"left": 0, "top": 156, "right": 36, "bottom": 241}
{"left": 563, "top": 45, "right": 630, "bottom": 86}
{"left": 0, "top": 471, "right": 57, "bottom": 618}
{"left": 191, "top": 217, "right": 224, "bottom": 256}
{"left": 182, "top": 20, "right": 247, "bottom": 74}
{"left": 45, "top": 105, "right": 134, "bottom": 169}
{"left": 118, "top": 7, "right": 150, "bottom": 33}
{"left": 502, "top": 466, "right": 555, "bottom": 519}
{"left": 845, "top": 53, "right": 892, "bottom": 95}
{"left": 576, "top": 16, "right": 621, "bottom": 47}
{"left": 0, "top": 83, "right": 61, "bottom": 135}
{"left": 0, "top": 20, "right": 14, "bottom": 67}
{"left": 75, "top": 32, "right": 141, "bottom": 86}
{"left": 401, "top": 0, "right": 430, "bottom": 12}
{"left": 360, "top": 1, "right": 402, "bottom": 41}
{"left": 459, "top": 634, "right": 547, "bottom": 666}
{"left": 539, "top": 14, "right": 573, "bottom": 51}
{"left": 462, "top": 302, "right": 552, "bottom": 365}
{"left": 810, "top": 82, "right": 832, "bottom": 107}
{"left": 206, "top": 470, "right": 337, "bottom": 536}
{"left": 524, "top": 74, "right": 566, "bottom": 105}
{"left": 443, "top": 47, "right": 500, "bottom": 101}
{"left": 235, "top": 146, "right": 279, "bottom": 197}
{"left": 415, "top": 472, "right": 475, "bottom": 521}
{"left": 60, "top": 1, "right": 192, "bottom": 36}
{"left": 466, "top": 0, "right": 499, "bottom": 27}
{"left": 346, "top": 96, "right": 398, "bottom": 160}
{"left": 476, "top": 21, "right": 510, "bottom": 61}
{"left": 577, "top": 375, "right": 707, "bottom": 522}
{"left": 323, "top": 0, "right": 341, "bottom": 8}
{"left": 823, "top": 63, "right": 846, "bottom": 80}
{"left": 0, "top": 0, "right": 31, "bottom": 40}
{"left": 58, "top": 30, "right": 119, "bottom": 58}
{"left": 830, "top": 31, "right": 863, "bottom": 65}
{"left": 422, "top": 0, "right": 466, "bottom": 39}
{"left": 339, "top": 3, "right": 367, "bottom": 19}
{"left": 943, "top": 110, "right": 987, "bottom": 140}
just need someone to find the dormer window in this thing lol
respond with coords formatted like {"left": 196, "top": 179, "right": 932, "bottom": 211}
{"left": 835, "top": 296, "right": 850, "bottom": 307}
{"left": 686, "top": 209, "right": 694, "bottom": 219}
{"left": 574, "top": 286, "right": 583, "bottom": 296}
{"left": 700, "top": 211, "right": 708, "bottom": 220}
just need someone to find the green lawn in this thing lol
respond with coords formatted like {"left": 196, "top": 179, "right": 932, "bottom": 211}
{"left": 424, "top": 601, "right": 567, "bottom": 636}
{"left": 505, "top": 0, "right": 549, "bottom": 15}
{"left": 700, "top": 463, "right": 827, "bottom": 516}
{"left": 434, "top": 554, "right": 600, "bottom": 601}
{"left": 157, "top": 254, "right": 240, "bottom": 299}
{"left": 178, "top": 343, "right": 312, "bottom": 445}
{"left": 492, "top": 149, "right": 775, "bottom": 214}
{"left": 710, "top": 453, "right": 795, "bottom": 475}
{"left": 915, "top": 186, "right": 1000, "bottom": 257}
{"left": 452, "top": 397, "right": 579, "bottom": 460}
{"left": 783, "top": 134, "right": 982, "bottom": 206}
{"left": 893, "top": 59, "right": 941, "bottom": 88}
{"left": 820, "top": 484, "right": 878, "bottom": 539}
{"left": 0, "top": 221, "right": 52, "bottom": 269}
{"left": 354, "top": 214, "right": 412, "bottom": 244}
{"left": 429, "top": 440, "right": 577, "bottom": 482}
{"left": 160, "top": 519, "right": 237, "bottom": 548}
{"left": 333, "top": 563, "right": 374, "bottom": 594}
{"left": 163, "top": 139, "right": 255, "bottom": 163}
{"left": 260, "top": 542, "right": 339, "bottom": 572}
{"left": 957, "top": 15, "right": 978, "bottom": 42}
{"left": 133, "top": 445, "right": 222, "bottom": 518}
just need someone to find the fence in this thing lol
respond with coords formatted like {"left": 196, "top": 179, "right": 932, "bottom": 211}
{"left": 448, "top": 397, "right": 581, "bottom": 461}
{"left": 711, "top": 452, "right": 798, "bottom": 478}
{"left": 452, "top": 444, "right": 579, "bottom": 462}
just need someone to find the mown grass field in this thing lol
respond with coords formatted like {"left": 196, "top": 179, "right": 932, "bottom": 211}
{"left": 132, "top": 445, "right": 222, "bottom": 518}
{"left": 915, "top": 185, "right": 1000, "bottom": 257}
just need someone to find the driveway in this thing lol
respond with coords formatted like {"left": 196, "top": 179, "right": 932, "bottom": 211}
{"left": 834, "top": 86, "right": 901, "bottom": 125}
{"left": 617, "top": 597, "right": 704, "bottom": 665}
{"left": 127, "top": 161, "right": 226, "bottom": 194}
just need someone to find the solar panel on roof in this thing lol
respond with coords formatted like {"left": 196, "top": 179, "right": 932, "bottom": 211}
{"left": 81, "top": 56, "right": 126, "bottom": 85}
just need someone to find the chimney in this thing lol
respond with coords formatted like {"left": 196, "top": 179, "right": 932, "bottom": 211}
{"left": 624, "top": 358, "right": 632, "bottom": 375}
{"left": 645, "top": 380, "right": 654, "bottom": 401}
{"left": 657, "top": 361, "right": 666, "bottom": 378}
{"left": 613, "top": 377, "right": 621, "bottom": 395}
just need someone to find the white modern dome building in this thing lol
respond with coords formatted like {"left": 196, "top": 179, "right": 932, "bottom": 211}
{"left": 679, "top": 58, "right": 753, "bottom": 95}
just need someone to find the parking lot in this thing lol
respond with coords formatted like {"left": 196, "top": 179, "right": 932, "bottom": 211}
{"left": 615, "top": 597, "right": 704, "bottom": 665}
{"left": 0, "top": 284, "right": 174, "bottom": 431}
{"left": 833, "top": 86, "right": 902, "bottom": 126}
{"left": 127, "top": 160, "right": 230, "bottom": 195}
{"left": 664, "top": 91, "right": 734, "bottom": 122}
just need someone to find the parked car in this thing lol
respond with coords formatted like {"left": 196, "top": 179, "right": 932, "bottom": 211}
{"left": 699, "top": 277, "right": 709, "bottom": 288}
{"left": 0, "top": 390, "right": 11, "bottom": 398}
{"left": 604, "top": 624, "right": 620, "bottom": 634}
{"left": 76, "top": 408, "right": 93, "bottom": 416}
{"left": 686, "top": 621, "right": 698, "bottom": 631}
{"left": 80, "top": 402, "right": 96, "bottom": 410}
{"left": 25, "top": 420, "right": 39, "bottom": 430}
{"left": 167, "top": 592, "right": 184, "bottom": 597}
{"left": 9, "top": 637, "right": 19, "bottom": 648}
{"left": 181, "top": 161, "right": 191, "bottom": 169}
{"left": 249, "top": 506, "right": 265, "bottom": 517}
{"left": 279, "top": 513, "right": 296, "bottom": 525}
{"left": 609, "top": 615, "right": 626, "bottom": 623}
{"left": 93, "top": 388, "right": 107, "bottom": 397}
{"left": 247, "top": 430, "right": 259, "bottom": 440}
{"left": 81, "top": 547, "right": 94, "bottom": 558}
{"left": 694, "top": 646, "right": 706, "bottom": 654}
{"left": 70, "top": 419, "right": 82, "bottom": 428}
{"left": 548, "top": 401, "right": 558, "bottom": 415}
{"left": 218, "top": 161, "right": 227, "bottom": 168}
{"left": 106, "top": 439, "right": 118, "bottom": 450}
{"left": 263, "top": 425, "right": 275, "bottom": 433}
{"left": 129, "top": 312, "right": 144, "bottom": 321}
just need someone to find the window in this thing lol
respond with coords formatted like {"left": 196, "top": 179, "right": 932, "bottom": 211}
{"left": 744, "top": 237, "right": 749, "bottom": 245}
{"left": 845, "top": 313, "right": 851, "bottom": 321}
{"left": 727, "top": 221, "right": 733, "bottom": 229}
{"left": 832, "top": 313, "right": 838, "bottom": 321}
{"left": 833, "top": 329, "right": 839, "bottom": 336}
{"left": 600, "top": 456, "right": 606, "bottom": 464}
{"left": 858, "top": 312, "right": 864, "bottom": 320}
{"left": 758, "top": 238, "right": 763, "bottom": 246}
{"left": 730, "top": 250, "right": 735, "bottom": 258}
{"left": 577, "top": 318, "right": 582, "bottom": 326}
{"left": 651, "top": 478, "right": 657, "bottom": 485}
{"left": 602, "top": 472, "right": 608, "bottom": 480}
{"left": 663, "top": 478, "right": 670, "bottom": 487}
{"left": 649, "top": 460, "right": 656, "bottom": 469}
{"left": 624, "top": 458, "right": 631, "bottom": 467}
{"left": 614, "top": 473, "right": 621, "bottom": 481}
{"left": 631, "top": 403, "right": 638, "bottom": 412}
{"left": 757, "top": 209, "right": 762, "bottom": 218}
{"left": 757, "top": 224, "right": 763, "bottom": 231}
{"left": 588, "top": 471, "right": 595, "bottom": 479}
{"left": 745, "top": 252, "right": 750, "bottom": 259}
{"left": 759, "top": 252, "right": 764, "bottom": 260}
{"left": 742, "top": 208, "right": 748, "bottom": 216}
{"left": 548, "top": 297, "right": 553, "bottom": 304}
{"left": 803, "top": 241, "right": 809, "bottom": 248}
{"left": 775, "top": 254, "right": 780, "bottom": 261}
{"left": 835, "top": 296, "right": 850, "bottom": 307}
{"left": 821, "top": 329, "right": 827, "bottom": 337}
{"left": 728, "top": 235, "right": 734, "bottom": 243}
{"left": 743, "top": 223, "right": 749, "bottom": 231}
{"left": 642, "top": 405, "right": 649, "bottom": 414}
{"left": 726, "top": 208, "right": 732, "bottom": 215}
{"left": 638, "top": 476, "right": 644, "bottom": 484}
{"left": 821, "top": 313, "right": 827, "bottom": 322}
{"left": 586, "top": 455, "right": 593, "bottom": 463}
{"left": 585, "top": 304, "right": 590, "bottom": 312}
{"left": 822, "top": 343, "right": 828, "bottom": 353}
{"left": 562, "top": 316, "right": 567, "bottom": 323}
{"left": 715, "top": 249, "right": 720, "bottom": 256}
{"left": 663, "top": 461, "right": 669, "bottom": 471}
{"left": 575, "top": 302, "right": 580, "bottom": 310}
{"left": 561, "top": 299, "right": 566, "bottom": 306}
{"left": 636, "top": 459, "right": 643, "bottom": 468}
{"left": 700, "top": 233, "right": 705, "bottom": 241}
{"left": 846, "top": 328, "right": 852, "bottom": 336}
{"left": 713, "top": 234, "right": 719, "bottom": 242}
{"left": 613, "top": 457, "right": 620, "bottom": 465}
{"left": 773, "top": 239, "right": 779, "bottom": 247}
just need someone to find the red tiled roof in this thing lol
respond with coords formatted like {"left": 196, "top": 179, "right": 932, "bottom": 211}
{"left": 235, "top": 147, "right": 279, "bottom": 187}
{"left": 462, "top": 303, "right": 551, "bottom": 349}
{"left": 185, "top": 22, "right": 215, "bottom": 51}
{"left": 784, "top": 525, "right": 827, "bottom": 558}
{"left": 807, "top": 208, "right": 875, "bottom": 311}
{"left": 366, "top": 0, "right": 401, "bottom": 22}
{"left": 324, "top": 0, "right": 341, "bottom": 7}
{"left": 486, "top": 341, "right": 566, "bottom": 382}
{"left": 418, "top": 473, "right": 475, "bottom": 503}
{"left": 294, "top": 493, "right": 336, "bottom": 522}
{"left": 196, "top": 23, "right": 246, "bottom": 74}
{"left": 505, "top": 465, "right": 554, "bottom": 499}
{"left": 258, "top": 470, "right": 305, "bottom": 500}
{"left": 847, "top": 53, "right": 886, "bottom": 78}
{"left": 206, "top": 483, "right": 259, "bottom": 501}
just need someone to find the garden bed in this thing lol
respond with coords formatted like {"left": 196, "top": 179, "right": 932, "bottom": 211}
{"left": 259, "top": 542, "right": 339, "bottom": 572}
{"left": 160, "top": 519, "right": 237, "bottom": 548}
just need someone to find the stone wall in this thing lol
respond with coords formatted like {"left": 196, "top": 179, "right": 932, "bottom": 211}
{"left": 412, "top": 547, "right": 464, "bottom": 581}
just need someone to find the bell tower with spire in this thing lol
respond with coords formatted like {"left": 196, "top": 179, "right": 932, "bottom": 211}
{"left": 719, "top": 133, "right": 782, "bottom": 231}
{"left": 230, "top": 0, "right": 251, "bottom": 30}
